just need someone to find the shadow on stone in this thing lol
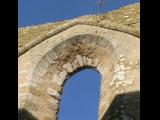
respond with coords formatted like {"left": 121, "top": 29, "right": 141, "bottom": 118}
{"left": 102, "top": 91, "right": 140, "bottom": 120}
{"left": 18, "top": 108, "right": 38, "bottom": 120}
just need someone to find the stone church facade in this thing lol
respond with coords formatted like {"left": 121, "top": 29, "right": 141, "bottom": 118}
{"left": 18, "top": 3, "right": 140, "bottom": 120}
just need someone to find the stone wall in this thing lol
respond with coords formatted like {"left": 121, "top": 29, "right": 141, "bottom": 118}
{"left": 18, "top": 3, "right": 139, "bottom": 56}
{"left": 18, "top": 3, "right": 140, "bottom": 120}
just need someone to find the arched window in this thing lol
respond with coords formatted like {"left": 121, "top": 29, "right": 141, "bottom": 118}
{"left": 58, "top": 68, "right": 101, "bottom": 120}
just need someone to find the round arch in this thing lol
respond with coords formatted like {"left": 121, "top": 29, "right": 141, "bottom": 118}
{"left": 18, "top": 25, "right": 140, "bottom": 120}
{"left": 30, "top": 34, "right": 115, "bottom": 120}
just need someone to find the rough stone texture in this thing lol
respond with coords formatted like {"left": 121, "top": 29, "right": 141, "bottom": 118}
{"left": 18, "top": 3, "right": 139, "bottom": 56}
{"left": 18, "top": 3, "right": 140, "bottom": 120}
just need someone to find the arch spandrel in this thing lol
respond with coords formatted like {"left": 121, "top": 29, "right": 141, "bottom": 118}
{"left": 18, "top": 25, "right": 139, "bottom": 120}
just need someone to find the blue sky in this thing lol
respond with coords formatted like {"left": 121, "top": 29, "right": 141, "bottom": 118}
{"left": 18, "top": 0, "right": 139, "bottom": 27}
{"left": 18, "top": 1, "right": 139, "bottom": 120}
{"left": 58, "top": 69, "right": 101, "bottom": 120}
